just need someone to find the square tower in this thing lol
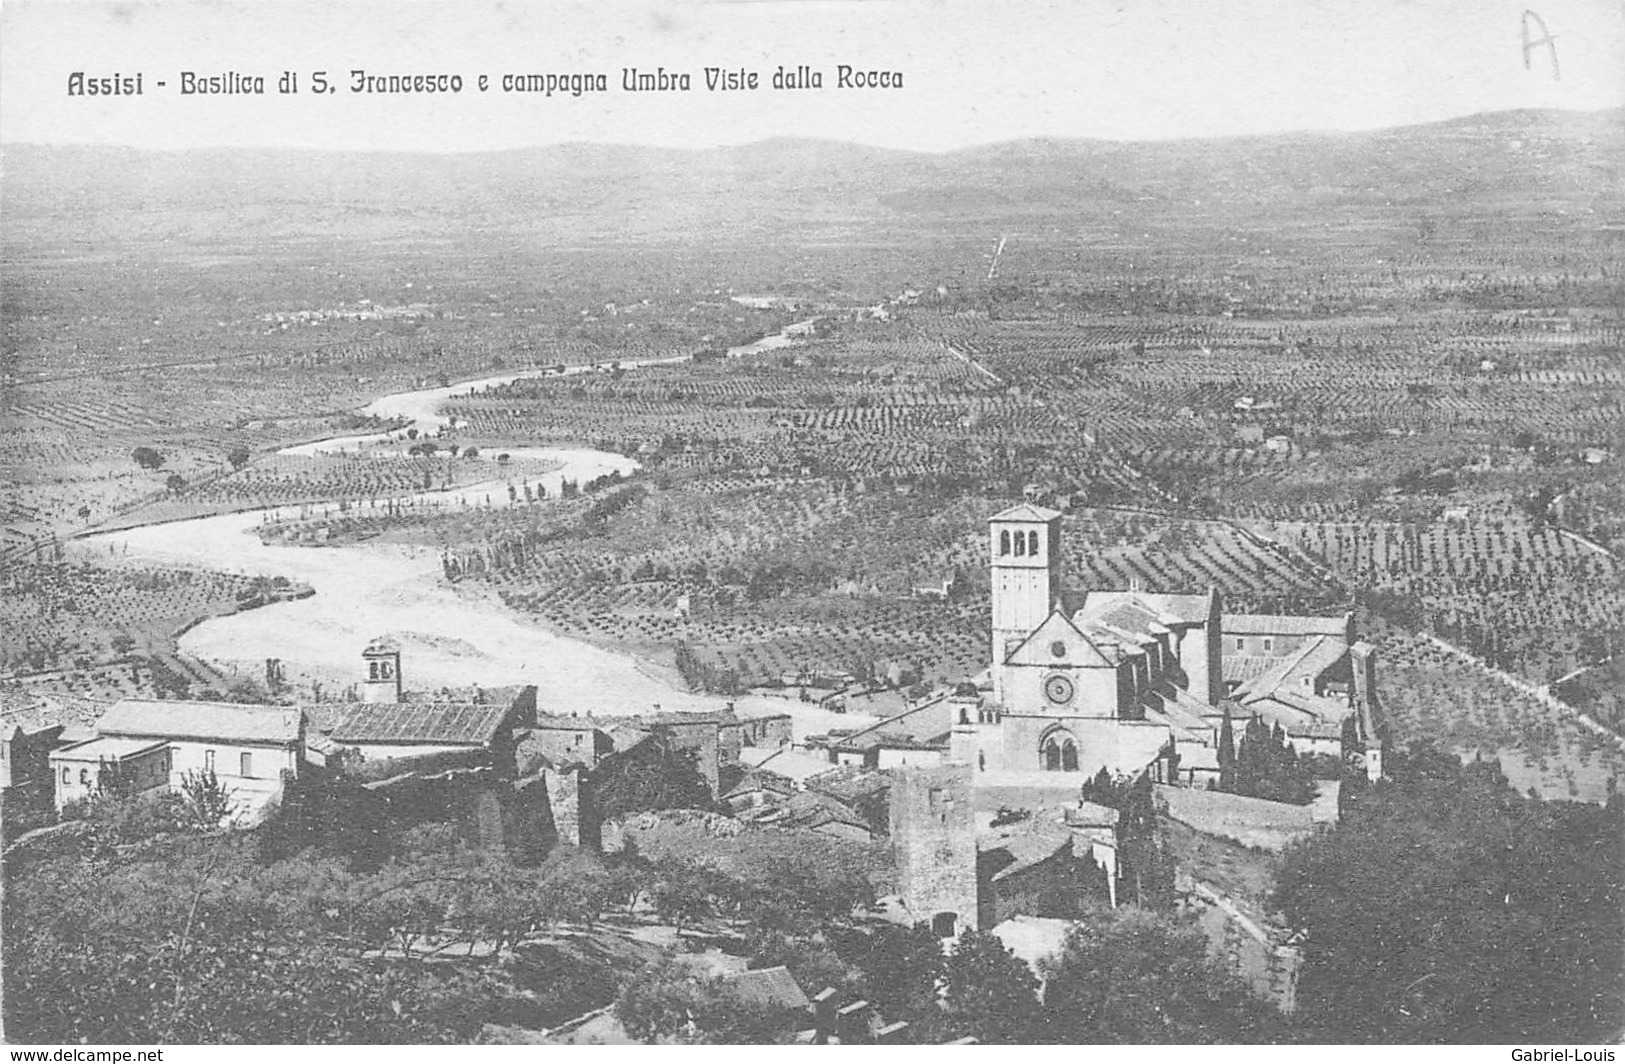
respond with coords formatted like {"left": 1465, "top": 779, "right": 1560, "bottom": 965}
{"left": 361, "top": 636, "right": 402, "bottom": 703}
{"left": 989, "top": 504, "right": 1063, "bottom": 703}
{"left": 889, "top": 764, "right": 978, "bottom": 936}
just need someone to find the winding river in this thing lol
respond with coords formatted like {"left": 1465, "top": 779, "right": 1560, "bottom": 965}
{"left": 70, "top": 321, "right": 868, "bottom": 730}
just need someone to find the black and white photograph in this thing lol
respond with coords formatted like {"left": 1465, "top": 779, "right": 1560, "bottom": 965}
{"left": 2, "top": 0, "right": 1622, "bottom": 1047}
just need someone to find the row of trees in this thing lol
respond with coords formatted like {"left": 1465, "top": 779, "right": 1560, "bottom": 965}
{"left": 1216, "top": 708, "right": 1319, "bottom": 804}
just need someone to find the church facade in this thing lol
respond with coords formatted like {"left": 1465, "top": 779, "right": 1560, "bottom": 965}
{"left": 950, "top": 504, "right": 1385, "bottom": 785}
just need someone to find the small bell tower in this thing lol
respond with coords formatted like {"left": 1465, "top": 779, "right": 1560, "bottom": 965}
{"left": 362, "top": 636, "right": 402, "bottom": 703}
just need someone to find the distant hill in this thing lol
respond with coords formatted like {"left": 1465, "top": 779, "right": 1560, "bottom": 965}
{"left": 2, "top": 108, "right": 1619, "bottom": 248}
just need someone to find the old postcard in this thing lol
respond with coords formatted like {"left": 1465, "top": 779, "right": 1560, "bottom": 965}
{"left": 2, "top": 0, "right": 1622, "bottom": 1048}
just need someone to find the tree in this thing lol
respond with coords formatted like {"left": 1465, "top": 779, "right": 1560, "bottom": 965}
{"left": 1227, "top": 714, "right": 1315, "bottom": 804}
{"left": 941, "top": 929, "right": 1045, "bottom": 1043}
{"left": 589, "top": 736, "right": 713, "bottom": 820}
{"left": 1274, "top": 743, "right": 1624, "bottom": 1043}
{"left": 2, "top": 835, "right": 492, "bottom": 1043}
{"left": 650, "top": 862, "right": 714, "bottom": 934}
{"left": 614, "top": 961, "right": 799, "bottom": 1044}
{"left": 179, "top": 768, "right": 236, "bottom": 828}
{"left": 165, "top": 473, "right": 187, "bottom": 494}
{"left": 1040, "top": 908, "right": 1284, "bottom": 1043}
{"left": 132, "top": 446, "right": 164, "bottom": 470}
{"left": 227, "top": 446, "right": 251, "bottom": 471}
{"left": 1217, "top": 703, "right": 1236, "bottom": 791}
{"left": 1115, "top": 773, "right": 1173, "bottom": 909}
{"left": 849, "top": 922, "right": 944, "bottom": 1023}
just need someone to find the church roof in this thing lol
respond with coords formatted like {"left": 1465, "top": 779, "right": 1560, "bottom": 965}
{"left": 1003, "top": 609, "right": 1118, "bottom": 668}
{"left": 989, "top": 502, "right": 1062, "bottom": 523}
{"left": 1081, "top": 588, "right": 1216, "bottom": 625}
{"left": 1080, "top": 597, "right": 1170, "bottom": 640}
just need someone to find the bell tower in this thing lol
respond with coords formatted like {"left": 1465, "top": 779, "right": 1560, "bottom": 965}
{"left": 361, "top": 636, "right": 402, "bottom": 703}
{"left": 989, "top": 504, "right": 1063, "bottom": 703}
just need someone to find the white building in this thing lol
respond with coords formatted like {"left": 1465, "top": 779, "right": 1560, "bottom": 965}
{"left": 52, "top": 699, "right": 306, "bottom": 824}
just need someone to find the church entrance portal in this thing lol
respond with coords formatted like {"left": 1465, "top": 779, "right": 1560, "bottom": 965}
{"left": 1041, "top": 731, "right": 1079, "bottom": 771}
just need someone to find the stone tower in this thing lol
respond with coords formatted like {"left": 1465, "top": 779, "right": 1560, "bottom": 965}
{"left": 361, "top": 636, "right": 402, "bottom": 703}
{"left": 989, "top": 503, "right": 1063, "bottom": 704}
{"left": 889, "top": 764, "right": 978, "bottom": 936}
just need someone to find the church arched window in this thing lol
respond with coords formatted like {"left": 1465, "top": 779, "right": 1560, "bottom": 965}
{"left": 369, "top": 661, "right": 380, "bottom": 680}
{"left": 999, "top": 530, "right": 1011, "bottom": 556}
{"left": 1028, "top": 530, "right": 1040, "bottom": 556}
{"left": 1062, "top": 740, "right": 1078, "bottom": 772}
{"left": 1014, "top": 531, "right": 1027, "bottom": 557}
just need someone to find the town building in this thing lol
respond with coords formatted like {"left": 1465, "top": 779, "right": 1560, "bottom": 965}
{"left": 50, "top": 698, "right": 306, "bottom": 823}
{"left": 316, "top": 697, "right": 529, "bottom": 773}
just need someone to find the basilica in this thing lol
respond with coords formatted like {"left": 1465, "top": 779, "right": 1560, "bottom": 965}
{"left": 949, "top": 504, "right": 1385, "bottom": 786}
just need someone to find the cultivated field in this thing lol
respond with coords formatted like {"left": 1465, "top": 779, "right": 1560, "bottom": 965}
{"left": 4, "top": 111, "right": 1622, "bottom": 798}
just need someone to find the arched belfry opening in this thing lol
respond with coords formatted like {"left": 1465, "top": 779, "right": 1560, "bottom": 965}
{"left": 362, "top": 636, "right": 403, "bottom": 704}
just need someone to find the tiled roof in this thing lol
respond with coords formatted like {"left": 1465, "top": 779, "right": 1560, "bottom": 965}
{"left": 1083, "top": 598, "right": 1170, "bottom": 640}
{"left": 979, "top": 823, "right": 1073, "bottom": 882}
{"left": 723, "top": 768, "right": 794, "bottom": 800}
{"left": 1233, "top": 636, "right": 1350, "bottom": 715}
{"left": 1081, "top": 589, "right": 1215, "bottom": 626}
{"left": 96, "top": 699, "right": 303, "bottom": 745}
{"left": 1222, "top": 655, "right": 1280, "bottom": 684}
{"left": 806, "top": 768, "right": 890, "bottom": 802}
{"left": 51, "top": 736, "right": 169, "bottom": 762}
{"left": 629, "top": 711, "right": 724, "bottom": 728}
{"left": 1223, "top": 613, "right": 1348, "bottom": 637}
{"left": 989, "top": 502, "right": 1062, "bottom": 523}
{"left": 749, "top": 747, "right": 838, "bottom": 783}
{"left": 326, "top": 701, "right": 512, "bottom": 746}
{"left": 533, "top": 713, "right": 615, "bottom": 732}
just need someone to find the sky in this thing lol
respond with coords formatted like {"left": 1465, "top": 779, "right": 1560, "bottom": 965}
{"left": 1, "top": 0, "right": 1621, "bottom": 152}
